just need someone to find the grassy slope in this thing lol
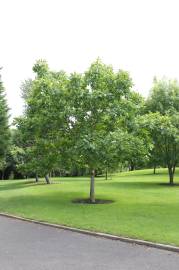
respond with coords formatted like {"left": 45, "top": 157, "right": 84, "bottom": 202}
{"left": 0, "top": 168, "right": 179, "bottom": 246}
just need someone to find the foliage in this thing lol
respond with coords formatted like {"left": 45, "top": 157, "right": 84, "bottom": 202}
{"left": 139, "top": 112, "right": 179, "bottom": 184}
{"left": 0, "top": 69, "right": 10, "bottom": 175}
{"left": 15, "top": 61, "right": 72, "bottom": 182}
{"left": 70, "top": 59, "right": 135, "bottom": 201}
{"left": 146, "top": 77, "right": 179, "bottom": 115}
{"left": 144, "top": 78, "right": 179, "bottom": 179}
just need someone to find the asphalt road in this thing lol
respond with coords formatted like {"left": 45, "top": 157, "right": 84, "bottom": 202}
{"left": 0, "top": 216, "right": 179, "bottom": 270}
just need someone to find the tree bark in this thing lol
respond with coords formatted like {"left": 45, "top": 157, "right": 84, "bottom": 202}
{"left": 35, "top": 174, "right": 39, "bottom": 183}
{"left": 129, "top": 162, "right": 135, "bottom": 171}
{"left": 173, "top": 165, "right": 176, "bottom": 175}
{"left": 90, "top": 170, "right": 95, "bottom": 203}
{"left": 1, "top": 170, "right": 4, "bottom": 180}
{"left": 105, "top": 168, "right": 108, "bottom": 180}
{"left": 153, "top": 165, "right": 156, "bottom": 174}
{"left": 168, "top": 166, "right": 174, "bottom": 185}
{"left": 45, "top": 174, "right": 50, "bottom": 184}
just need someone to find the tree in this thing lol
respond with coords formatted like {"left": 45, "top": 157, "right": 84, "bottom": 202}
{"left": 3, "top": 129, "right": 25, "bottom": 179}
{"left": 15, "top": 59, "right": 151, "bottom": 201}
{"left": 145, "top": 78, "right": 179, "bottom": 173}
{"left": 15, "top": 60, "right": 72, "bottom": 183}
{"left": 146, "top": 78, "right": 179, "bottom": 115}
{"left": 139, "top": 113, "right": 179, "bottom": 185}
{"left": 0, "top": 69, "right": 10, "bottom": 178}
{"left": 71, "top": 59, "right": 133, "bottom": 202}
{"left": 20, "top": 79, "right": 33, "bottom": 102}
{"left": 148, "top": 147, "right": 162, "bottom": 174}
{"left": 108, "top": 126, "right": 152, "bottom": 172}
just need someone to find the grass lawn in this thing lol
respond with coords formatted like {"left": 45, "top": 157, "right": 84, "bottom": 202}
{"left": 0, "top": 168, "right": 179, "bottom": 246}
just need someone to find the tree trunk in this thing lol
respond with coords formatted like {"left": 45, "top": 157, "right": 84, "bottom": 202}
{"left": 1, "top": 170, "right": 4, "bottom": 180}
{"left": 120, "top": 164, "right": 123, "bottom": 172}
{"left": 35, "top": 174, "right": 39, "bottom": 183}
{"left": 173, "top": 165, "right": 176, "bottom": 175}
{"left": 168, "top": 166, "right": 174, "bottom": 185}
{"left": 105, "top": 168, "right": 108, "bottom": 180}
{"left": 129, "top": 162, "right": 135, "bottom": 171}
{"left": 45, "top": 174, "right": 50, "bottom": 184}
{"left": 90, "top": 170, "right": 95, "bottom": 203}
{"left": 153, "top": 165, "right": 156, "bottom": 174}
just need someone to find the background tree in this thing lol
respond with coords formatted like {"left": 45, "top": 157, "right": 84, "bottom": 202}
{"left": 146, "top": 77, "right": 179, "bottom": 115}
{"left": 0, "top": 69, "right": 10, "bottom": 179}
{"left": 15, "top": 60, "right": 72, "bottom": 183}
{"left": 109, "top": 126, "right": 152, "bottom": 172}
{"left": 20, "top": 79, "right": 33, "bottom": 102}
{"left": 145, "top": 77, "right": 179, "bottom": 173}
{"left": 3, "top": 129, "right": 25, "bottom": 179}
{"left": 139, "top": 112, "right": 179, "bottom": 185}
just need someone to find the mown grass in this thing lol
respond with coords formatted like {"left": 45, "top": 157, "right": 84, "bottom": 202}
{"left": 0, "top": 168, "right": 179, "bottom": 246}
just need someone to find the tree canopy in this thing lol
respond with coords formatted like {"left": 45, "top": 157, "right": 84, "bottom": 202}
{"left": 14, "top": 59, "right": 152, "bottom": 202}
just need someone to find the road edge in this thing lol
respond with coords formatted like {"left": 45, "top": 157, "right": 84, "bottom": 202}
{"left": 0, "top": 212, "right": 179, "bottom": 253}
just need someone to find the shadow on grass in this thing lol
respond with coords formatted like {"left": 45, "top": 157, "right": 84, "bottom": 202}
{"left": 72, "top": 198, "right": 114, "bottom": 204}
{"left": 0, "top": 180, "right": 60, "bottom": 192}
{"left": 0, "top": 190, "right": 98, "bottom": 213}
{"left": 115, "top": 173, "right": 167, "bottom": 179}
{"left": 159, "top": 183, "right": 179, "bottom": 187}
{"left": 1, "top": 178, "right": 179, "bottom": 193}
{"left": 99, "top": 181, "right": 179, "bottom": 190}
{"left": 59, "top": 177, "right": 106, "bottom": 183}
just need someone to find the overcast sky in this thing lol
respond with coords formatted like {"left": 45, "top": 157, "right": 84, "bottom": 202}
{"left": 1, "top": 0, "right": 179, "bottom": 119}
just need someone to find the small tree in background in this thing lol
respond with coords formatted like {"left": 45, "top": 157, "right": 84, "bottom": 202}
{"left": 139, "top": 113, "right": 179, "bottom": 185}
{"left": 15, "top": 60, "right": 72, "bottom": 183}
{"left": 146, "top": 77, "right": 179, "bottom": 115}
{"left": 0, "top": 69, "right": 10, "bottom": 178}
{"left": 145, "top": 78, "right": 179, "bottom": 174}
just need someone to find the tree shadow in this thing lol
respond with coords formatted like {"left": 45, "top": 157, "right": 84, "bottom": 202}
{"left": 72, "top": 198, "right": 114, "bottom": 204}
{"left": 99, "top": 181, "right": 179, "bottom": 190}
{"left": 0, "top": 190, "right": 89, "bottom": 212}
{"left": 58, "top": 177, "right": 105, "bottom": 182}
{"left": 116, "top": 173, "right": 166, "bottom": 179}
{"left": 0, "top": 180, "right": 60, "bottom": 192}
{"left": 159, "top": 183, "right": 179, "bottom": 187}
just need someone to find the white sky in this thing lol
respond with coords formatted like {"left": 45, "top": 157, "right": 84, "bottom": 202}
{"left": 1, "top": 0, "right": 179, "bottom": 119}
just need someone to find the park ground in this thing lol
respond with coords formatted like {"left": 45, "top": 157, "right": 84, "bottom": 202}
{"left": 0, "top": 168, "right": 179, "bottom": 246}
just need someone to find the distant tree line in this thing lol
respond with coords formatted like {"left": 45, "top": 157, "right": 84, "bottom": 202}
{"left": 0, "top": 60, "right": 178, "bottom": 202}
